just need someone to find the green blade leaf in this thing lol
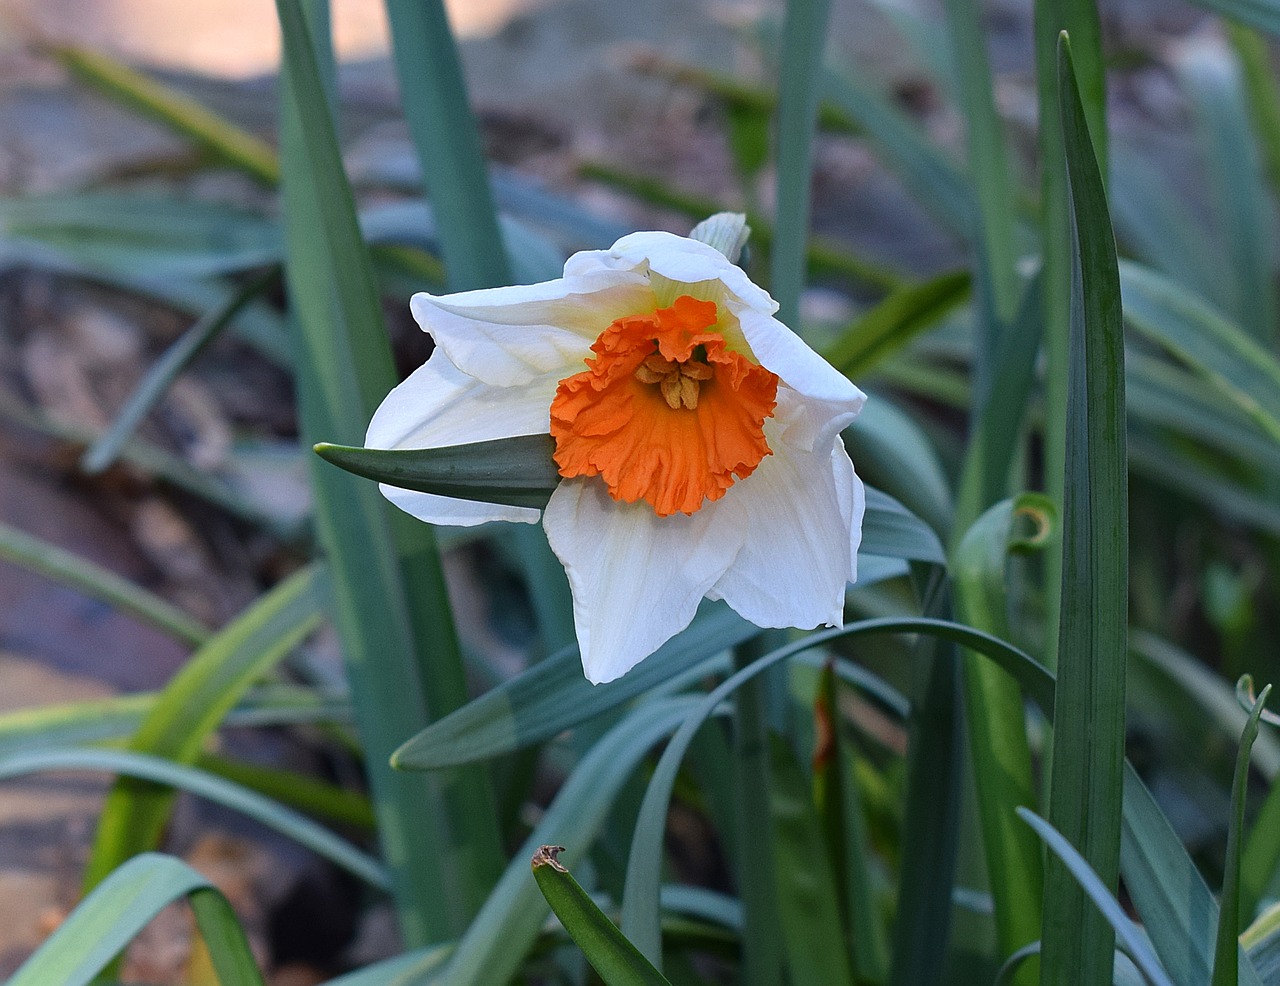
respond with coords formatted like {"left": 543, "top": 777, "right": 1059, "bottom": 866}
{"left": 531, "top": 846, "right": 674, "bottom": 986}
{"left": 822, "top": 269, "right": 972, "bottom": 380}
{"left": 382, "top": 0, "right": 510, "bottom": 292}
{"left": 394, "top": 603, "right": 755, "bottom": 769}
{"left": 1019, "top": 809, "right": 1176, "bottom": 986}
{"left": 1212, "top": 681, "right": 1273, "bottom": 986}
{"left": 438, "top": 697, "right": 708, "bottom": 986}
{"left": 83, "top": 564, "right": 325, "bottom": 889}
{"left": 82, "top": 266, "right": 280, "bottom": 474}
{"left": 275, "top": 0, "right": 503, "bottom": 941}
{"left": 1042, "top": 33, "right": 1128, "bottom": 986}
{"left": 0, "top": 749, "right": 388, "bottom": 889}
{"left": 768, "top": 735, "right": 857, "bottom": 986}
{"left": 0, "top": 520, "right": 210, "bottom": 647}
{"left": 1119, "top": 261, "right": 1280, "bottom": 444}
{"left": 952, "top": 495, "right": 1051, "bottom": 964}
{"left": 6, "top": 853, "right": 263, "bottom": 986}
{"left": 770, "top": 0, "right": 835, "bottom": 326}
{"left": 619, "top": 618, "right": 1056, "bottom": 972}
{"left": 49, "top": 43, "right": 280, "bottom": 185}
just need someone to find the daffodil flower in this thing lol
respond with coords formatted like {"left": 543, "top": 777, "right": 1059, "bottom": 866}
{"left": 366, "top": 227, "right": 866, "bottom": 684}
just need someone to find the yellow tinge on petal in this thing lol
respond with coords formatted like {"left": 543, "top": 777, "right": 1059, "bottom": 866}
{"left": 549, "top": 295, "right": 779, "bottom": 518}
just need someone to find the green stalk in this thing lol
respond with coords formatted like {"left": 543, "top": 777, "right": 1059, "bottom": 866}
{"left": 771, "top": 0, "right": 835, "bottom": 326}
{"left": 275, "top": 0, "right": 500, "bottom": 944}
{"left": 1040, "top": 35, "right": 1128, "bottom": 986}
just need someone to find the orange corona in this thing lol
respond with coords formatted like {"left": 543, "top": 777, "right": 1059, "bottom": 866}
{"left": 550, "top": 295, "right": 779, "bottom": 517}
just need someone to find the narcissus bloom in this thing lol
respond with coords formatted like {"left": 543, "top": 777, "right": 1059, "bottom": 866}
{"left": 367, "top": 229, "right": 866, "bottom": 684}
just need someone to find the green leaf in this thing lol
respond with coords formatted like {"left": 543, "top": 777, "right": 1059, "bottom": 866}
{"left": 952, "top": 495, "right": 1051, "bottom": 964}
{"left": 1019, "top": 809, "right": 1176, "bottom": 986}
{"left": 0, "top": 194, "right": 282, "bottom": 278}
{"left": 846, "top": 396, "right": 954, "bottom": 535}
{"left": 0, "top": 520, "right": 210, "bottom": 647}
{"left": 6, "top": 853, "right": 263, "bottom": 986}
{"left": 822, "top": 270, "right": 972, "bottom": 379}
{"left": 531, "top": 846, "right": 674, "bottom": 986}
{"left": 438, "top": 697, "right": 708, "bottom": 986}
{"left": 0, "top": 685, "right": 348, "bottom": 758}
{"left": 276, "top": 0, "right": 502, "bottom": 941}
{"left": 1119, "top": 261, "right": 1280, "bottom": 444}
{"left": 82, "top": 266, "right": 280, "bottom": 474}
{"left": 83, "top": 564, "right": 325, "bottom": 889}
{"left": 382, "top": 0, "right": 511, "bottom": 292}
{"left": 1229, "top": 21, "right": 1280, "bottom": 202}
{"left": 813, "top": 664, "right": 891, "bottom": 981}
{"left": 942, "top": 0, "right": 1020, "bottom": 353}
{"left": 1212, "top": 681, "right": 1273, "bottom": 986}
{"left": 619, "top": 618, "right": 1056, "bottom": 974}
{"left": 49, "top": 43, "right": 280, "bottom": 185}
{"left": 1041, "top": 34, "right": 1128, "bottom": 986}
{"left": 768, "top": 735, "right": 857, "bottom": 986}
{"left": 0, "top": 749, "right": 388, "bottom": 889}
{"left": 393, "top": 603, "right": 755, "bottom": 769}
{"left": 1175, "top": 41, "right": 1276, "bottom": 344}
{"left": 1120, "top": 767, "right": 1264, "bottom": 986}
{"left": 1243, "top": 901, "right": 1280, "bottom": 981}
{"left": 770, "top": 0, "right": 835, "bottom": 326}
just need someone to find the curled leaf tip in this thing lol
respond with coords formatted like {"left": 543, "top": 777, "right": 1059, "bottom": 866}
{"left": 532, "top": 845, "right": 568, "bottom": 872}
{"left": 1237, "top": 675, "right": 1280, "bottom": 725}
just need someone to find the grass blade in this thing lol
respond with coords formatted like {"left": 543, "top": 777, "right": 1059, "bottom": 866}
{"left": 768, "top": 735, "right": 857, "bottom": 986}
{"left": 771, "top": 0, "right": 835, "bottom": 326}
{"left": 1119, "top": 261, "right": 1280, "bottom": 444}
{"left": 620, "top": 618, "right": 1055, "bottom": 979}
{"left": 6, "top": 853, "right": 263, "bottom": 986}
{"left": 436, "top": 697, "right": 706, "bottom": 986}
{"left": 1212, "top": 681, "right": 1273, "bottom": 986}
{"left": 383, "top": 0, "right": 510, "bottom": 291}
{"left": 276, "top": 0, "right": 503, "bottom": 940}
{"left": 1175, "top": 40, "right": 1276, "bottom": 344}
{"left": 1120, "top": 766, "right": 1264, "bottom": 986}
{"left": 0, "top": 749, "right": 388, "bottom": 889}
{"left": 942, "top": 0, "right": 1020, "bottom": 375}
{"left": 0, "top": 520, "right": 210, "bottom": 646}
{"left": 82, "top": 265, "right": 279, "bottom": 474}
{"left": 1041, "top": 33, "right": 1128, "bottom": 986}
{"left": 47, "top": 43, "right": 279, "bottom": 184}
{"left": 813, "top": 664, "right": 891, "bottom": 980}
{"left": 952, "top": 495, "right": 1051, "bottom": 965}
{"left": 82, "top": 564, "right": 325, "bottom": 888}
{"left": 531, "top": 846, "right": 674, "bottom": 986}
{"left": 822, "top": 270, "right": 971, "bottom": 379}
{"left": 1020, "top": 808, "right": 1176, "bottom": 986}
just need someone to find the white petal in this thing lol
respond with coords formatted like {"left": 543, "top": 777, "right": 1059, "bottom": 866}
{"left": 732, "top": 304, "right": 866, "bottom": 450}
{"left": 832, "top": 441, "right": 866, "bottom": 580}
{"left": 543, "top": 480, "right": 744, "bottom": 684}
{"left": 607, "top": 231, "right": 777, "bottom": 311}
{"left": 707, "top": 417, "right": 861, "bottom": 630}
{"left": 365, "top": 352, "right": 549, "bottom": 527}
{"left": 410, "top": 267, "right": 653, "bottom": 388}
{"left": 366, "top": 350, "right": 556, "bottom": 450}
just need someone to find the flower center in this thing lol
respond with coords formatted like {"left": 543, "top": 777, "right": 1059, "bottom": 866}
{"left": 550, "top": 295, "right": 779, "bottom": 517}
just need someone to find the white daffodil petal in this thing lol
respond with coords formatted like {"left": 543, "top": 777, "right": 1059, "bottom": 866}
{"left": 379, "top": 483, "right": 540, "bottom": 527}
{"left": 366, "top": 350, "right": 557, "bottom": 450}
{"left": 543, "top": 480, "right": 744, "bottom": 684}
{"left": 608, "top": 231, "right": 777, "bottom": 313}
{"left": 732, "top": 304, "right": 866, "bottom": 450}
{"left": 411, "top": 268, "right": 653, "bottom": 388}
{"left": 707, "top": 423, "right": 858, "bottom": 630}
{"left": 831, "top": 440, "right": 866, "bottom": 580}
